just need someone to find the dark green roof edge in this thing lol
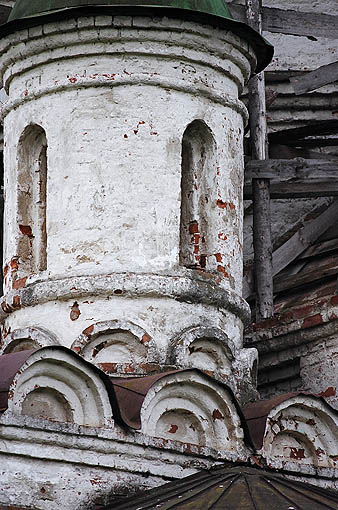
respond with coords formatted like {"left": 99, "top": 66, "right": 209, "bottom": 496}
{"left": 8, "top": 1, "right": 233, "bottom": 22}
{"left": 2, "top": 4, "right": 273, "bottom": 74}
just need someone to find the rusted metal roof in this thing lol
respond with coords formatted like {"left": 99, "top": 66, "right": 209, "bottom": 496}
{"left": 105, "top": 465, "right": 338, "bottom": 509}
{"left": 0, "top": 346, "right": 121, "bottom": 417}
{"left": 0, "top": 348, "right": 252, "bottom": 444}
{"left": 110, "top": 371, "right": 183, "bottom": 429}
{"left": 0, "top": 349, "right": 37, "bottom": 411}
{"left": 243, "top": 392, "right": 338, "bottom": 450}
{"left": 110, "top": 369, "right": 253, "bottom": 445}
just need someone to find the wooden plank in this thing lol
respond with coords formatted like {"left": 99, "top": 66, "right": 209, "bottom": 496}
{"left": 282, "top": 138, "right": 338, "bottom": 148}
{"left": 269, "top": 144, "right": 338, "bottom": 160}
{"left": 244, "top": 182, "right": 338, "bottom": 199}
{"left": 245, "top": 159, "right": 338, "bottom": 198}
{"left": 246, "top": 159, "right": 338, "bottom": 180}
{"left": 228, "top": 4, "right": 338, "bottom": 39}
{"left": 274, "top": 260, "right": 338, "bottom": 294}
{"left": 290, "top": 61, "right": 338, "bottom": 95}
{"left": 298, "top": 238, "right": 338, "bottom": 259}
{"left": 243, "top": 200, "right": 338, "bottom": 298}
{"left": 246, "top": 0, "right": 274, "bottom": 320}
{"left": 272, "top": 200, "right": 338, "bottom": 276}
{"left": 268, "top": 121, "right": 338, "bottom": 144}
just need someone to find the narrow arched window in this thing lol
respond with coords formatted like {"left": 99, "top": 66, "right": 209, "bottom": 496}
{"left": 180, "top": 120, "right": 216, "bottom": 269}
{"left": 17, "top": 125, "right": 47, "bottom": 275}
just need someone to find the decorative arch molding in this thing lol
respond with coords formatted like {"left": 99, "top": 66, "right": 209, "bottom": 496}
{"left": 140, "top": 370, "right": 245, "bottom": 452}
{"left": 6, "top": 346, "right": 113, "bottom": 427}
{"left": 261, "top": 395, "right": 338, "bottom": 468}
{"left": 1, "top": 326, "right": 58, "bottom": 355}
{"left": 71, "top": 319, "right": 160, "bottom": 373}
{"left": 168, "top": 326, "right": 235, "bottom": 376}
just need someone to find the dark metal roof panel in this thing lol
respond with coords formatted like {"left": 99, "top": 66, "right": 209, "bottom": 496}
{"left": 107, "top": 466, "right": 338, "bottom": 510}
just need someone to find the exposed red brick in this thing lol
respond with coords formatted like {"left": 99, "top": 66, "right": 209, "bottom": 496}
{"left": 189, "top": 221, "right": 199, "bottom": 234}
{"left": 168, "top": 424, "right": 178, "bottom": 434}
{"left": 70, "top": 302, "right": 81, "bottom": 321}
{"left": 18, "top": 225, "right": 34, "bottom": 238}
{"left": 12, "top": 277, "right": 27, "bottom": 290}
{"left": 212, "top": 409, "right": 224, "bottom": 421}
{"left": 12, "top": 295, "right": 21, "bottom": 308}
{"left": 289, "top": 447, "right": 305, "bottom": 460}
{"left": 216, "top": 199, "right": 227, "bottom": 209}
{"left": 292, "top": 304, "right": 315, "bottom": 320}
{"left": 214, "top": 253, "right": 223, "bottom": 263}
{"left": 83, "top": 324, "right": 94, "bottom": 337}
{"left": 98, "top": 363, "right": 117, "bottom": 373}
{"left": 330, "top": 295, "right": 338, "bottom": 306}
{"left": 301, "top": 314, "right": 323, "bottom": 329}
{"left": 217, "top": 265, "right": 229, "bottom": 277}
{"left": 10, "top": 257, "right": 19, "bottom": 271}
{"left": 319, "top": 387, "right": 336, "bottom": 398}
{"left": 228, "top": 202, "right": 236, "bottom": 210}
{"left": 200, "top": 254, "right": 207, "bottom": 268}
{"left": 141, "top": 333, "right": 151, "bottom": 344}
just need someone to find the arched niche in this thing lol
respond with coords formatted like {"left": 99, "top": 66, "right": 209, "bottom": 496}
{"left": 262, "top": 396, "right": 338, "bottom": 468}
{"left": 140, "top": 370, "right": 245, "bottom": 453}
{"left": 17, "top": 124, "right": 47, "bottom": 277}
{"left": 22, "top": 387, "right": 73, "bottom": 422}
{"left": 7, "top": 347, "right": 113, "bottom": 427}
{"left": 1, "top": 326, "right": 58, "bottom": 355}
{"left": 169, "top": 326, "right": 234, "bottom": 377}
{"left": 71, "top": 320, "right": 159, "bottom": 373}
{"left": 180, "top": 120, "right": 217, "bottom": 270}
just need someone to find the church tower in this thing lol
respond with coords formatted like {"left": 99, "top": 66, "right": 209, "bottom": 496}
{"left": 0, "top": 1, "right": 271, "bottom": 400}
{"left": 4, "top": 2, "right": 335, "bottom": 509}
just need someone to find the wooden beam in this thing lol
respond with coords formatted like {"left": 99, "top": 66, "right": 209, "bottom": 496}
{"left": 290, "top": 61, "right": 338, "bottom": 95}
{"left": 274, "top": 259, "right": 338, "bottom": 294}
{"left": 245, "top": 182, "right": 338, "bottom": 199}
{"left": 246, "top": 0, "right": 274, "bottom": 320}
{"left": 243, "top": 200, "right": 338, "bottom": 298}
{"left": 281, "top": 138, "right": 338, "bottom": 148}
{"left": 228, "top": 4, "right": 338, "bottom": 39}
{"left": 246, "top": 159, "right": 338, "bottom": 180}
{"left": 269, "top": 144, "right": 338, "bottom": 160}
{"left": 272, "top": 200, "right": 338, "bottom": 276}
{"left": 298, "top": 238, "right": 338, "bottom": 259}
{"left": 268, "top": 121, "right": 338, "bottom": 145}
{"left": 244, "top": 159, "right": 338, "bottom": 198}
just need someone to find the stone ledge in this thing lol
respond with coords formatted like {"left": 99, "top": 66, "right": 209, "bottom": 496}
{"left": 0, "top": 271, "right": 251, "bottom": 324}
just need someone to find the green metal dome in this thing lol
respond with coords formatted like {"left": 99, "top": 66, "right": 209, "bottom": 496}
{"left": 8, "top": 1, "right": 234, "bottom": 22}
{"left": 4, "top": 1, "right": 273, "bottom": 73}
